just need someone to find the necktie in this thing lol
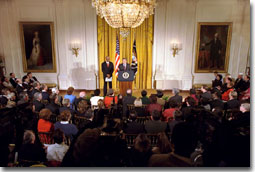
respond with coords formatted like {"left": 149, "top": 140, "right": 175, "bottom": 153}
{"left": 124, "top": 64, "right": 126, "bottom": 70}
{"left": 107, "top": 63, "right": 109, "bottom": 67}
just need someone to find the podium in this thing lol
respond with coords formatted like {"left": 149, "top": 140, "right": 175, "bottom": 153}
{"left": 118, "top": 71, "right": 135, "bottom": 96}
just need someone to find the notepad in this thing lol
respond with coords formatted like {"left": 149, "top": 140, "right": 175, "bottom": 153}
{"left": 105, "top": 77, "right": 112, "bottom": 82}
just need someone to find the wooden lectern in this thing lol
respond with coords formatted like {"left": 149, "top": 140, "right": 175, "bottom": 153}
{"left": 118, "top": 71, "right": 135, "bottom": 96}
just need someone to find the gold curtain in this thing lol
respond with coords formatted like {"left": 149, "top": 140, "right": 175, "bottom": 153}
{"left": 97, "top": 15, "right": 154, "bottom": 90}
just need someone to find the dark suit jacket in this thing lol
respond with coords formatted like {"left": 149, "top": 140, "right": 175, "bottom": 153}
{"left": 144, "top": 120, "right": 167, "bottom": 134}
{"left": 33, "top": 100, "right": 44, "bottom": 112}
{"left": 16, "top": 84, "right": 25, "bottom": 94}
{"left": 42, "top": 91, "right": 50, "bottom": 101}
{"left": 46, "top": 103, "right": 60, "bottom": 115}
{"left": 124, "top": 121, "right": 144, "bottom": 134}
{"left": 201, "top": 92, "right": 212, "bottom": 100}
{"left": 118, "top": 63, "right": 131, "bottom": 71}
{"left": 102, "top": 61, "right": 114, "bottom": 78}
{"left": 212, "top": 79, "right": 222, "bottom": 88}
{"left": 210, "top": 99, "right": 224, "bottom": 109}
{"left": 169, "top": 94, "right": 183, "bottom": 105}
{"left": 225, "top": 99, "right": 240, "bottom": 110}
{"left": 234, "top": 78, "right": 244, "bottom": 90}
{"left": 29, "top": 76, "right": 38, "bottom": 84}
{"left": 123, "top": 95, "right": 136, "bottom": 116}
{"left": 9, "top": 78, "right": 17, "bottom": 88}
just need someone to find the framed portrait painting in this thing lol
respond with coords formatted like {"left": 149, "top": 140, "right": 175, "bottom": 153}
{"left": 19, "top": 22, "right": 56, "bottom": 73}
{"left": 195, "top": 22, "right": 232, "bottom": 73}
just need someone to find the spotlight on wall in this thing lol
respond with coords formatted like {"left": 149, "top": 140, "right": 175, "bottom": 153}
{"left": 171, "top": 42, "right": 182, "bottom": 57}
{"left": 70, "top": 41, "right": 81, "bottom": 57}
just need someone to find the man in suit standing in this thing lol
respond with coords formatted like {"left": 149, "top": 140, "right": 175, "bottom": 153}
{"left": 9, "top": 73, "right": 17, "bottom": 88}
{"left": 118, "top": 58, "right": 131, "bottom": 71}
{"left": 102, "top": 56, "right": 114, "bottom": 96}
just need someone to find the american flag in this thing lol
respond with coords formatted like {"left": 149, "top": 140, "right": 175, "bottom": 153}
{"left": 115, "top": 37, "right": 120, "bottom": 76}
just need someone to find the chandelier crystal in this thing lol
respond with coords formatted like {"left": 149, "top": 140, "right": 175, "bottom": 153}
{"left": 92, "top": 0, "right": 157, "bottom": 37}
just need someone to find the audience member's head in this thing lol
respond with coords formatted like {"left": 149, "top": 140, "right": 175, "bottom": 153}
{"left": 240, "top": 103, "right": 250, "bottom": 113}
{"left": 126, "top": 89, "right": 132, "bottom": 96}
{"left": 94, "top": 89, "right": 100, "bottom": 96}
{"left": 216, "top": 74, "right": 222, "bottom": 81}
{"left": 10, "top": 73, "right": 15, "bottom": 78}
{"left": 212, "top": 91, "right": 221, "bottom": 100}
{"left": 173, "top": 110, "right": 183, "bottom": 121}
{"left": 27, "top": 72, "right": 32, "bottom": 78}
{"left": 171, "top": 122, "right": 197, "bottom": 158}
{"left": 244, "top": 75, "right": 250, "bottom": 82}
{"left": 169, "top": 100, "right": 178, "bottom": 109}
{"left": 62, "top": 98, "right": 70, "bottom": 107}
{"left": 151, "top": 110, "right": 161, "bottom": 121}
{"left": 150, "top": 95, "right": 157, "bottom": 104}
{"left": 39, "top": 108, "right": 52, "bottom": 121}
{"left": 134, "top": 134, "right": 151, "bottom": 153}
{"left": 172, "top": 88, "right": 179, "bottom": 95}
{"left": 201, "top": 85, "right": 209, "bottom": 93}
{"left": 41, "top": 84, "right": 48, "bottom": 91}
{"left": 106, "top": 89, "right": 114, "bottom": 96}
{"left": 67, "top": 87, "right": 74, "bottom": 95}
{"left": 73, "top": 128, "right": 101, "bottom": 163}
{"left": 237, "top": 73, "right": 243, "bottom": 79}
{"left": 129, "top": 110, "right": 137, "bottom": 121}
{"left": 157, "top": 132, "right": 171, "bottom": 154}
{"left": 60, "top": 110, "right": 71, "bottom": 121}
{"left": 77, "top": 100, "right": 88, "bottom": 114}
{"left": 229, "top": 91, "right": 238, "bottom": 100}
{"left": 157, "top": 90, "right": 164, "bottom": 98}
{"left": 97, "top": 99, "right": 104, "bottom": 109}
{"left": 53, "top": 129, "right": 65, "bottom": 144}
{"left": 49, "top": 93, "right": 58, "bottom": 104}
{"left": 213, "top": 71, "right": 218, "bottom": 77}
{"left": 189, "top": 89, "right": 196, "bottom": 95}
{"left": 23, "top": 130, "right": 36, "bottom": 144}
{"left": 34, "top": 92, "right": 42, "bottom": 101}
{"left": 225, "top": 77, "right": 233, "bottom": 84}
{"left": 141, "top": 90, "right": 147, "bottom": 97}
{"left": 22, "top": 75, "right": 29, "bottom": 83}
{"left": 33, "top": 82, "right": 40, "bottom": 90}
{"left": 79, "top": 91, "right": 86, "bottom": 98}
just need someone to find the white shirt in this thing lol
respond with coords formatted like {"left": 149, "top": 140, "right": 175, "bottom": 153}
{"left": 90, "top": 96, "right": 104, "bottom": 106}
{"left": 46, "top": 143, "right": 69, "bottom": 162}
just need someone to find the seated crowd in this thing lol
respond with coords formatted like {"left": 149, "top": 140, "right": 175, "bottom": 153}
{"left": 0, "top": 71, "right": 250, "bottom": 167}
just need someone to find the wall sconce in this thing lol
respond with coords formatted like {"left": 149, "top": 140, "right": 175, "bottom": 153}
{"left": 70, "top": 41, "right": 81, "bottom": 57}
{"left": 171, "top": 42, "right": 182, "bottom": 57}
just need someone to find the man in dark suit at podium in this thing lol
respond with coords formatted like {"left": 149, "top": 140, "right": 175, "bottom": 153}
{"left": 118, "top": 58, "right": 131, "bottom": 71}
{"left": 102, "top": 56, "right": 114, "bottom": 96}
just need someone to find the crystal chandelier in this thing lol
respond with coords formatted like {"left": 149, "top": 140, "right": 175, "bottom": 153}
{"left": 92, "top": 0, "right": 157, "bottom": 37}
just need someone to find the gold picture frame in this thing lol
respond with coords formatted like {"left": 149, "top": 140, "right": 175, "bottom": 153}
{"left": 19, "top": 22, "right": 56, "bottom": 73}
{"left": 195, "top": 22, "right": 232, "bottom": 73}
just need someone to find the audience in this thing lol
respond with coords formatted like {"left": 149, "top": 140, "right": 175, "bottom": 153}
{"left": 152, "top": 132, "right": 171, "bottom": 154}
{"left": 147, "top": 95, "right": 162, "bottom": 116}
{"left": 18, "top": 130, "right": 46, "bottom": 164}
{"left": 0, "top": 71, "right": 250, "bottom": 167}
{"left": 145, "top": 110, "right": 167, "bottom": 134}
{"left": 168, "top": 88, "right": 182, "bottom": 105}
{"left": 123, "top": 89, "right": 136, "bottom": 118}
{"left": 64, "top": 87, "right": 76, "bottom": 110}
{"left": 54, "top": 110, "right": 78, "bottom": 140}
{"left": 148, "top": 122, "right": 197, "bottom": 167}
{"left": 104, "top": 89, "right": 118, "bottom": 109}
{"left": 123, "top": 110, "right": 144, "bottom": 134}
{"left": 141, "top": 90, "right": 150, "bottom": 105}
{"left": 90, "top": 89, "right": 104, "bottom": 109}
{"left": 46, "top": 129, "right": 69, "bottom": 165}
{"left": 33, "top": 92, "right": 44, "bottom": 112}
{"left": 37, "top": 109, "right": 54, "bottom": 133}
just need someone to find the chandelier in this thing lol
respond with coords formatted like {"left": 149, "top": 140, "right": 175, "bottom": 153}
{"left": 92, "top": 0, "right": 157, "bottom": 37}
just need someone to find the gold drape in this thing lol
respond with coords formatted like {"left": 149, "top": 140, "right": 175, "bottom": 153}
{"left": 97, "top": 16, "right": 154, "bottom": 90}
